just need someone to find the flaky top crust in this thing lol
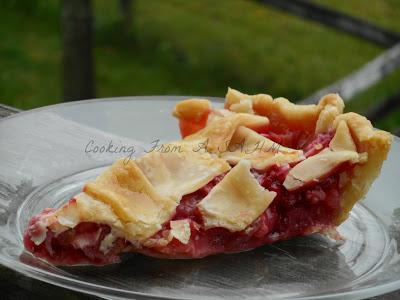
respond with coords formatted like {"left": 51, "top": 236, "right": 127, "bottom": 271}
{"left": 332, "top": 113, "right": 392, "bottom": 223}
{"left": 178, "top": 88, "right": 392, "bottom": 225}
{"left": 228, "top": 89, "right": 392, "bottom": 224}
{"left": 40, "top": 88, "right": 392, "bottom": 248}
{"left": 225, "top": 88, "right": 345, "bottom": 133}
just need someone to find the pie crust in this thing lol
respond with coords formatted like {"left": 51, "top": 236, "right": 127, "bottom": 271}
{"left": 198, "top": 160, "right": 276, "bottom": 231}
{"left": 221, "top": 88, "right": 391, "bottom": 224}
{"left": 24, "top": 88, "right": 392, "bottom": 265}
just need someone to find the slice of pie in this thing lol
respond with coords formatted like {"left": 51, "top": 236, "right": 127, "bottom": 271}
{"left": 24, "top": 88, "right": 392, "bottom": 265}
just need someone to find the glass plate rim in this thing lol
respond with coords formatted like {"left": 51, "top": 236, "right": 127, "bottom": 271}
{"left": 0, "top": 95, "right": 225, "bottom": 124}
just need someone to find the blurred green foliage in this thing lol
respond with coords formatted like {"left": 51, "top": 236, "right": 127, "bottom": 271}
{"left": 0, "top": 0, "right": 399, "bottom": 131}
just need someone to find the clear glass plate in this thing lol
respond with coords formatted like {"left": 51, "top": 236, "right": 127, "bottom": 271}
{"left": 0, "top": 96, "right": 399, "bottom": 300}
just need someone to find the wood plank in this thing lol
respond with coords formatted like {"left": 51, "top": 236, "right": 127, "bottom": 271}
{"left": 62, "top": 0, "right": 95, "bottom": 101}
{"left": 259, "top": 0, "right": 400, "bottom": 47}
{"left": 0, "top": 103, "right": 21, "bottom": 118}
{"left": 300, "top": 43, "right": 400, "bottom": 104}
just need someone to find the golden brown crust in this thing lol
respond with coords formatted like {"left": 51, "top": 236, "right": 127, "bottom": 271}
{"left": 183, "top": 113, "right": 269, "bottom": 153}
{"left": 315, "top": 94, "right": 344, "bottom": 133}
{"left": 220, "top": 126, "right": 304, "bottom": 170}
{"left": 332, "top": 113, "right": 392, "bottom": 224}
{"left": 198, "top": 160, "right": 276, "bottom": 231}
{"left": 172, "top": 98, "right": 211, "bottom": 121}
{"left": 329, "top": 120, "right": 357, "bottom": 152}
{"left": 80, "top": 151, "right": 231, "bottom": 242}
{"left": 136, "top": 150, "right": 231, "bottom": 200}
{"left": 224, "top": 88, "right": 344, "bottom": 132}
{"left": 84, "top": 160, "right": 177, "bottom": 242}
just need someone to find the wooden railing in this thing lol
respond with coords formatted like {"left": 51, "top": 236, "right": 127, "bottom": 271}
{"left": 260, "top": 0, "right": 400, "bottom": 47}
{"left": 300, "top": 43, "right": 400, "bottom": 104}
{"left": 259, "top": 0, "right": 400, "bottom": 129}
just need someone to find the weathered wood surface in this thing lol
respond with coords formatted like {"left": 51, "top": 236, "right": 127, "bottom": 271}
{"left": 0, "top": 265, "right": 98, "bottom": 300}
{"left": 300, "top": 43, "right": 400, "bottom": 104}
{"left": 259, "top": 0, "right": 400, "bottom": 47}
{"left": 62, "top": 0, "right": 95, "bottom": 101}
{"left": 119, "top": 0, "right": 134, "bottom": 36}
{"left": 0, "top": 103, "right": 20, "bottom": 118}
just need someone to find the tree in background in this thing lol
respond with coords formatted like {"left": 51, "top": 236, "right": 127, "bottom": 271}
{"left": 119, "top": 0, "right": 133, "bottom": 37}
{"left": 62, "top": 0, "right": 94, "bottom": 101}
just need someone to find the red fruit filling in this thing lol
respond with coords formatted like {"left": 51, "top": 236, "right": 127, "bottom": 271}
{"left": 143, "top": 164, "right": 342, "bottom": 259}
{"left": 24, "top": 218, "right": 130, "bottom": 265}
{"left": 24, "top": 131, "right": 352, "bottom": 265}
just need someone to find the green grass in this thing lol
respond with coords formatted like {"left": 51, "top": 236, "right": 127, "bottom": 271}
{"left": 0, "top": 0, "right": 399, "bottom": 132}
{"left": 128, "top": 0, "right": 381, "bottom": 99}
{"left": 0, "top": 1, "right": 61, "bottom": 108}
{"left": 0, "top": 0, "right": 382, "bottom": 108}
